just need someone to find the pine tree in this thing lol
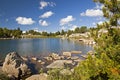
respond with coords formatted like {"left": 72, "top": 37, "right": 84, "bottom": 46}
{"left": 94, "top": 0, "right": 120, "bottom": 26}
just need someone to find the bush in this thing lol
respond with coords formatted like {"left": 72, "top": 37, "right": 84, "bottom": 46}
{"left": 0, "top": 73, "right": 9, "bottom": 80}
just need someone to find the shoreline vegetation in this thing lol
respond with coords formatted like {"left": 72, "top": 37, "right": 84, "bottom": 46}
{"left": 0, "top": 26, "right": 96, "bottom": 45}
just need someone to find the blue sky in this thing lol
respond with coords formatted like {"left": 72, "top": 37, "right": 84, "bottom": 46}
{"left": 0, "top": 0, "right": 105, "bottom": 32}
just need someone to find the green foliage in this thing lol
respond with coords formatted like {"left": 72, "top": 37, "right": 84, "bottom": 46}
{"left": 74, "top": 26, "right": 88, "bottom": 33}
{"left": 74, "top": 54, "right": 120, "bottom": 80}
{"left": 55, "top": 31, "right": 61, "bottom": 35}
{"left": 26, "top": 30, "right": 41, "bottom": 35}
{"left": 12, "top": 28, "right": 22, "bottom": 38}
{"left": 67, "top": 30, "right": 73, "bottom": 36}
{"left": 48, "top": 54, "right": 120, "bottom": 80}
{"left": 61, "top": 29, "right": 66, "bottom": 35}
{"left": 93, "top": 0, "right": 120, "bottom": 26}
{"left": 0, "top": 27, "right": 22, "bottom": 38}
{"left": 48, "top": 69, "right": 74, "bottom": 80}
{"left": 0, "top": 73, "right": 9, "bottom": 80}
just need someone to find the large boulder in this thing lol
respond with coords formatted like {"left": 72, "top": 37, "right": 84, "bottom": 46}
{"left": 46, "top": 60, "right": 73, "bottom": 69}
{"left": 25, "top": 73, "right": 48, "bottom": 80}
{"left": 2, "top": 52, "right": 31, "bottom": 78}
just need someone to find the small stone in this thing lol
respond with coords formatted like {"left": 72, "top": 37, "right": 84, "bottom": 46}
{"left": 49, "top": 53, "right": 61, "bottom": 60}
{"left": 21, "top": 56, "right": 28, "bottom": 61}
{"left": 63, "top": 52, "right": 71, "bottom": 57}
{"left": 38, "top": 60, "right": 42, "bottom": 63}
{"left": 31, "top": 57, "right": 37, "bottom": 61}
{"left": 74, "top": 59, "right": 82, "bottom": 62}
{"left": 44, "top": 57, "right": 53, "bottom": 61}
{"left": 71, "top": 51, "right": 82, "bottom": 54}
{"left": 41, "top": 62, "right": 45, "bottom": 65}
{"left": 71, "top": 56, "right": 79, "bottom": 60}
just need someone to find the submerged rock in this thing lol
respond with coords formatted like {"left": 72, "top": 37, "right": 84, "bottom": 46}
{"left": 2, "top": 52, "right": 31, "bottom": 78}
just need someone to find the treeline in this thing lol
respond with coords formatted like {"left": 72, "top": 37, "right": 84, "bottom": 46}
{"left": 24, "top": 26, "right": 88, "bottom": 37}
{"left": 0, "top": 26, "right": 88, "bottom": 38}
{"left": 0, "top": 28, "right": 22, "bottom": 38}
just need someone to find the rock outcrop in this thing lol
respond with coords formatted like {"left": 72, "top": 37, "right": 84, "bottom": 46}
{"left": 46, "top": 60, "right": 73, "bottom": 69}
{"left": 2, "top": 52, "right": 31, "bottom": 78}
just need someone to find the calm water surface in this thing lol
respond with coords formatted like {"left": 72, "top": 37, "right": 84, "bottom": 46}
{"left": 0, "top": 38, "right": 93, "bottom": 58}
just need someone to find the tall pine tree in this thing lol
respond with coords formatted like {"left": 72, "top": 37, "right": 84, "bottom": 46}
{"left": 94, "top": 0, "right": 120, "bottom": 26}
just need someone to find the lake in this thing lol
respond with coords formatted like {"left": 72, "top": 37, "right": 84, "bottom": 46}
{"left": 0, "top": 38, "right": 93, "bottom": 59}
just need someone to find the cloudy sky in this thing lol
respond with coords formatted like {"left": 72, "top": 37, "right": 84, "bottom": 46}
{"left": 0, "top": 0, "right": 106, "bottom": 32}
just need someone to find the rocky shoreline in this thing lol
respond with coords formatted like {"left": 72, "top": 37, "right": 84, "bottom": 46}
{"left": 0, "top": 51, "right": 94, "bottom": 80}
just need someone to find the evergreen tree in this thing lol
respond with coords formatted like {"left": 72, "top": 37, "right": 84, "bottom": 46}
{"left": 94, "top": 0, "right": 120, "bottom": 26}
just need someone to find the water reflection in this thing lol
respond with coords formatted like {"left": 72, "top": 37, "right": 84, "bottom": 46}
{"left": 0, "top": 38, "right": 93, "bottom": 58}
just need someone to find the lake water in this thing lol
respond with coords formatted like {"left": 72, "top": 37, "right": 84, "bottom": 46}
{"left": 0, "top": 38, "right": 93, "bottom": 58}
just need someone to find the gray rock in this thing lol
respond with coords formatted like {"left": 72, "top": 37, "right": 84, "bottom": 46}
{"left": 31, "top": 57, "right": 38, "bottom": 61}
{"left": 71, "top": 56, "right": 79, "bottom": 60}
{"left": 63, "top": 52, "right": 71, "bottom": 57}
{"left": 46, "top": 60, "right": 73, "bottom": 69}
{"left": 21, "top": 56, "right": 28, "bottom": 61}
{"left": 2, "top": 52, "right": 31, "bottom": 78}
{"left": 26, "top": 73, "right": 48, "bottom": 80}
{"left": 81, "top": 54, "right": 88, "bottom": 58}
{"left": 71, "top": 51, "right": 82, "bottom": 54}
{"left": 44, "top": 57, "right": 53, "bottom": 61}
{"left": 49, "top": 53, "right": 61, "bottom": 60}
{"left": 74, "top": 59, "right": 82, "bottom": 62}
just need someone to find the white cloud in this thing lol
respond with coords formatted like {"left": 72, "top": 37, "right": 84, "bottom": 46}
{"left": 40, "top": 1, "right": 48, "bottom": 9}
{"left": 39, "top": 20, "right": 49, "bottom": 26}
{"left": 70, "top": 25, "right": 78, "bottom": 30}
{"left": 95, "top": 3, "right": 104, "bottom": 9}
{"left": 98, "top": 21, "right": 103, "bottom": 24}
{"left": 60, "top": 15, "right": 75, "bottom": 26}
{"left": 61, "top": 26, "right": 67, "bottom": 30}
{"left": 39, "top": 1, "right": 56, "bottom": 9}
{"left": 80, "top": 9, "right": 103, "bottom": 17}
{"left": 92, "top": 22, "right": 96, "bottom": 26}
{"left": 96, "top": 17, "right": 103, "bottom": 21}
{"left": 16, "top": 17, "right": 35, "bottom": 25}
{"left": 92, "top": 21, "right": 103, "bottom": 26}
{"left": 33, "top": 28, "right": 39, "bottom": 32}
{"left": 80, "top": 3, "right": 103, "bottom": 17}
{"left": 40, "top": 11, "right": 54, "bottom": 18}
{"left": 22, "top": 31, "right": 26, "bottom": 34}
{"left": 48, "top": 2, "right": 56, "bottom": 7}
{"left": 118, "top": 19, "right": 120, "bottom": 25}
